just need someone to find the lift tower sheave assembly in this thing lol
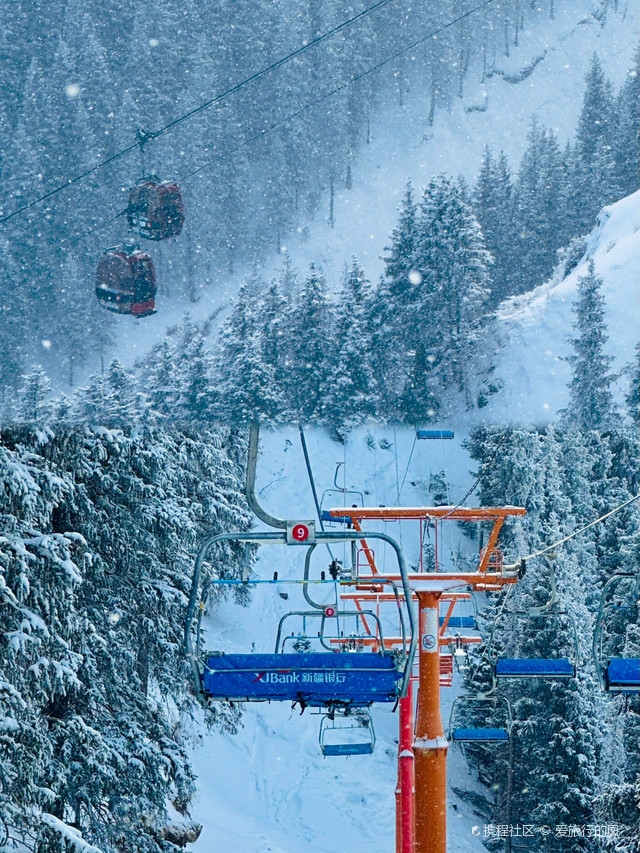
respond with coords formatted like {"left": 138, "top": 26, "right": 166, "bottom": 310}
{"left": 326, "top": 504, "right": 526, "bottom": 853}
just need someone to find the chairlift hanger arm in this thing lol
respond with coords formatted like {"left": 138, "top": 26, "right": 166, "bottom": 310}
{"left": 593, "top": 571, "right": 640, "bottom": 690}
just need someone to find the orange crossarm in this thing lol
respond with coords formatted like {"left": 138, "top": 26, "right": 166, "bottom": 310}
{"left": 355, "top": 572, "right": 517, "bottom": 591}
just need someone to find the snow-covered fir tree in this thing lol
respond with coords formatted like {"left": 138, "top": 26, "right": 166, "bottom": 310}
{"left": 410, "top": 175, "right": 492, "bottom": 408}
{"left": 465, "top": 426, "right": 639, "bottom": 847}
{"left": 284, "top": 264, "right": 335, "bottom": 422}
{"left": 562, "top": 260, "right": 617, "bottom": 430}
{"left": 473, "top": 147, "right": 516, "bottom": 305}
{"left": 323, "top": 259, "right": 377, "bottom": 426}
{"left": 0, "top": 424, "right": 253, "bottom": 851}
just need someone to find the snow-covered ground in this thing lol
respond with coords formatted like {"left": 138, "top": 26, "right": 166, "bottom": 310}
{"left": 187, "top": 427, "right": 498, "bottom": 853}
{"left": 108, "top": 0, "right": 639, "bottom": 371}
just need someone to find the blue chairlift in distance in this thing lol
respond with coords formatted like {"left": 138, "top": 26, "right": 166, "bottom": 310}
{"left": 448, "top": 692, "right": 512, "bottom": 744}
{"left": 488, "top": 557, "right": 579, "bottom": 680}
{"left": 319, "top": 710, "right": 375, "bottom": 756}
{"left": 593, "top": 572, "right": 640, "bottom": 694}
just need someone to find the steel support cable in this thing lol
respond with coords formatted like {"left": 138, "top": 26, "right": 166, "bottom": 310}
{"left": 441, "top": 428, "right": 512, "bottom": 520}
{"left": 9, "top": 0, "right": 501, "bottom": 241}
{"left": 393, "top": 434, "right": 417, "bottom": 507}
{"left": 502, "top": 493, "right": 640, "bottom": 571}
{"left": 0, "top": 0, "right": 397, "bottom": 226}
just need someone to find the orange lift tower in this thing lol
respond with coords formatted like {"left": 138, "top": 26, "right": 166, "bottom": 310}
{"left": 326, "top": 505, "right": 526, "bottom": 853}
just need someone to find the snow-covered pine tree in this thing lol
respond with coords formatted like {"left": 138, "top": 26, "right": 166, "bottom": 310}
{"left": 323, "top": 258, "right": 377, "bottom": 426}
{"left": 611, "top": 51, "right": 640, "bottom": 199}
{"left": 623, "top": 342, "right": 639, "bottom": 427}
{"left": 15, "top": 364, "right": 55, "bottom": 423}
{"left": 409, "top": 175, "right": 491, "bottom": 409}
{"left": 258, "top": 280, "right": 289, "bottom": 417}
{"left": 473, "top": 147, "right": 516, "bottom": 305}
{"left": 216, "top": 277, "right": 273, "bottom": 421}
{"left": 466, "top": 425, "right": 639, "bottom": 847}
{"left": 383, "top": 182, "right": 418, "bottom": 311}
{"left": 562, "top": 260, "right": 617, "bottom": 430}
{"left": 284, "top": 264, "right": 334, "bottom": 422}
{"left": 399, "top": 342, "right": 440, "bottom": 424}
{"left": 172, "top": 316, "right": 216, "bottom": 422}
{"left": 0, "top": 423, "right": 254, "bottom": 851}
{"left": 570, "top": 54, "right": 618, "bottom": 233}
{"left": 511, "top": 122, "right": 572, "bottom": 294}
{"left": 365, "top": 275, "right": 400, "bottom": 420}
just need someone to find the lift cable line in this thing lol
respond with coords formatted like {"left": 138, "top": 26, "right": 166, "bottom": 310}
{"left": 5, "top": 0, "right": 501, "bottom": 238}
{"left": 503, "top": 493, "right": 640, "bottom": 570}
{"left": 0, "top": 0, "right": 398, "bottom": 226}
{"left": 393, "top": 434, "right": 417, "bottom": 507}
{"left": 441, "top": 428, "right": 512, "bottom": 520}
{"left": 298, "top": 424, "right": 336, "bottom": 561}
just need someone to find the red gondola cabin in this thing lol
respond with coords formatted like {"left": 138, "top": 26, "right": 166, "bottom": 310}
{"left": 127, "top": 177, "right": 185, "bottom": 240}
{"left": 95, "top": 248, "right": 157, "bottom": 318}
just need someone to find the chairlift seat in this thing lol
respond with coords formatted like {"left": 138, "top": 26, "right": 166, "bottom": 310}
{"left": 452, "top": 727, "right": 509, "bottom": 743}
{"left": 321, "top": 742, "right": 374, "bottom": 757}
{"left": 201, "top": 652, "right": 401, "bottom": 705}
{"left": 495, "top": 658, "right": 575, "bottom": 678}
{"left": 439, "top": 616, "right": 476, "bottom": 629}
{"left": 416, "top": 430, "right": 454, "bottom": 440}
{"left": 605, "top": 658, "right": 640, "bottom": 693}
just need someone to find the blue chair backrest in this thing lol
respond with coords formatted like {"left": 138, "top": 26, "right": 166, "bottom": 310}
{"left": 439, "top": 616, "right": 476, "bottom": 629}
{"left": 417, "top": 430, "right": 454, "bottom": 440}
{"left": 496, "top": 658, "right": 574, "bottom": 678}
{"left": 320, "top": 510, "right": 352, "bottom": 524}
{"left": 322, "top": 742, "right": 374, "bottom": 756}
{"left": 202, "top": 652, "right": 401, "bottom": 705}
{"left": 452, "top": 727, "right": 509, "bottom": 742}
{"left": 606, "top": 658, "right": 640, "bottom": 692}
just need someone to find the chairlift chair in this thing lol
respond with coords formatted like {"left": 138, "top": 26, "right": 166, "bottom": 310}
{"left": 201, "top": 608, "right": 405, "bottom": 709}
{"left": 489, "top": 609, "right": 579, "bottom": 679}
{"left": 593, "top": 572, "right": 640, "bottom": 694}
{"left": 489, "top": 557, "right": 579, "bottom": 679}
{"left": 319, "top": 463, "right": 364, "bottom": 527}
{"left": 319, "top": 710, "right": 375, "bottom": 756}
{"left": 439, "top": 595, "right": 479, "bottom": 631}
{"left": 448, "top": 694, "right": 512, "bottom": 744}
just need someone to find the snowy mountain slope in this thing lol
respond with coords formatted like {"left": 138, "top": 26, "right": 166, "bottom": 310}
{"left": 187, "top": 427, "right": 498, "bottom": 853}
{"left": 268, "top": 1, "right": 638, "bottom": 287}
{"left": 478, "top": 190, "right": 639, "bottom": 424}
{"left": 106, "top": 0, "right": 638, "bottom": 376}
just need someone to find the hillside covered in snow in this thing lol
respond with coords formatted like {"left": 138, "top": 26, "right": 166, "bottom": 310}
{"left": 478, "top": 190, "right": 639, "bottom": 424}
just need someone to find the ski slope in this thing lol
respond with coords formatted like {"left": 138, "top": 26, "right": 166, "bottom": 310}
{"left": 187, "top": 427, "right": 498, "bottom": 853}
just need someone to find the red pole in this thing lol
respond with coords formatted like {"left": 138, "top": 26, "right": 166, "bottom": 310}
{"left": 399, "top": 678, "right": 415, "bottom": 853}
{"left": 414, "top": 593, "right": 448, "bottom": 853}
{"left": 395, "top": 777, "right": 402, "bottom": 853}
